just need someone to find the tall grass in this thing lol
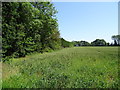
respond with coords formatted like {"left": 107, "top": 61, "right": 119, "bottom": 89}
{"left": 2, "top": 47, "right": 119, "bottom": 88}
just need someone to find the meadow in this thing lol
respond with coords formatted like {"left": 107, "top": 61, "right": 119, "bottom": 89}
{"left": 2, "top": 47, "right": 119, "bottom": 88}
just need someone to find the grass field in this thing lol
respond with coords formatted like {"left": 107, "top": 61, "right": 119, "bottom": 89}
{"left": 2, "top": 47, "right": 119, "bottom": 88}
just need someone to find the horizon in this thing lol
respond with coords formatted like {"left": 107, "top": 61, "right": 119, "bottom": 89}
{"left": 53, "top": 2, "right": 118, "bottom": 43}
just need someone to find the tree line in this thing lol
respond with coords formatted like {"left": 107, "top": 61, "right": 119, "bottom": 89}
{"left": 2, "top": 2, "right": 61, "bottom": 59}
{"left": 62, "top": 35, "right": 120, "bottom": 47}
{"left": 73, "top": 39, "right": 108, "bottom": 46}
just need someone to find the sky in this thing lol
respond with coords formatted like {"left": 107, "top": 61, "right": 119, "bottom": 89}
{"left": 53, "top": 2, "right": 118, "bottom": 43}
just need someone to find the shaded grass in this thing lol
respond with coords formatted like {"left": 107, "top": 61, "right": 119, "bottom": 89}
{"left": 2, "top": 47, "right": 119, "bottom": 88}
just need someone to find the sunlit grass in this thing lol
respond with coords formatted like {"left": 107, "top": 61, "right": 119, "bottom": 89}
{"left": 2, "top": 47, "right": 119, "bottom": 88}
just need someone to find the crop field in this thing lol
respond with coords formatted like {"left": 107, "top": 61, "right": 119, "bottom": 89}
{"left": 2, "top": 47, "right": 119, "bottom": 88}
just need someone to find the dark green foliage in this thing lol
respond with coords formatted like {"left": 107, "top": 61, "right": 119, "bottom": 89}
{"left": 61, "top": 38, "right": 73, "bottom": 48}
{"left": 91, "top": 39, "right": 107, "bottom": 46}
{"left": 2, "top": 2, "right": 61, "bottom": 59}
{"left": 79, "top": 41, "right": 90, "bottom": 46}
{"left": 112, "top": 35, "right": 120, "bottom": 46}
{"left": 72, "top": 41, "right": 79, "bottom": 46}
{"left": 73, "top": 41, "right": 91, "bottom": 46}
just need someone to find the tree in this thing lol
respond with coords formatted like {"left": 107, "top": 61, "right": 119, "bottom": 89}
{"left": 2, "top": 2, "right": 36, "bottom": 57}
{"left": 106, "top": 42, "right": 110, "bottom": 46}
{"left": 61, "top": 38, "right": 73, "bottom": 48}
{"left": 91, "top": 39, "right": 106, "bottom": 46}
{"left": 72, "top": 40, "right": 90, "bottom": 46}
{"left": 31, "top": 2, "right": 61, "bottom": 52}
{"left": 79, "top": 41, "right": 90, "bottom": 46}
{"left": 112, "top": 35, "right": 120, "bottom": 46}
{"left": 72, "top": 41, "right": 80, "bottom": 46}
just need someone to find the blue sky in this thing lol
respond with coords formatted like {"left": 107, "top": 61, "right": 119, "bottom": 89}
{"left": 53, "top": 2, "right": 118, "bottom": 43}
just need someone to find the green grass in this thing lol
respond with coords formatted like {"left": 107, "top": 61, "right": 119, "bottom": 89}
{"left": 2, "top": 47, "right": 119, "bottom": 88}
